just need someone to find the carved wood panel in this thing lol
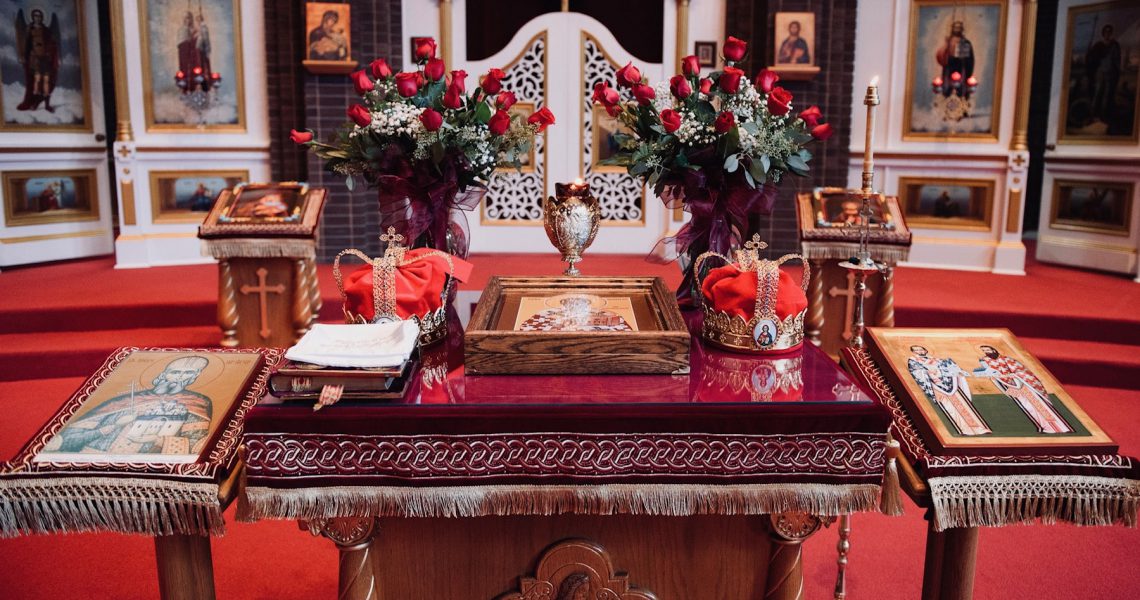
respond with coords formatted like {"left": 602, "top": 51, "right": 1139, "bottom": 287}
{"left": 499, "top": 539, "right": 656, "bottom": 600}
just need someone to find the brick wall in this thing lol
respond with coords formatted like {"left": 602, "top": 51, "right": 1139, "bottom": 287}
{"left": 266, "top": 0, "right": 404, "bottom": 261}
{"left": 727, "top": 0, "right": 858, "bottom": 256}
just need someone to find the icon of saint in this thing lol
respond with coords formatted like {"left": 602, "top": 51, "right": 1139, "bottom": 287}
{"left": 907, "top": 345, "right": 991, "bottom": 436}
{"left": 309, "top": 9, "right": 348, "bottom": 61}
{"left": 15, "top": 8, "right": 61, "bottom": 112}
{"left": 777, "top": 20, "right": 811, "bottom": 65}
{"left": 972, "top": 345, "right": 1072, "bottom": 434}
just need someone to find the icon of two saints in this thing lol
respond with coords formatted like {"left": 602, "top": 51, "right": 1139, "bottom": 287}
{"left": 907, "top": 345, "right": 1073, "bottom": 436}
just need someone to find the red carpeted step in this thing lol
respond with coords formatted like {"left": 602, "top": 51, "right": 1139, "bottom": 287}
{"left": 0, "top": 326, "right": 222, "bottom": 382}
{"left": 1019, "top": 337, "right": 1140, "bottom": 392}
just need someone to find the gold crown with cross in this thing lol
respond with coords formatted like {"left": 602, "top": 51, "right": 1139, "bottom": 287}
{"left": 694, "top": 234, "right": 810, "bottom": 354}
{"left": 332, "top": 227, "right": 455, "bottom": 347}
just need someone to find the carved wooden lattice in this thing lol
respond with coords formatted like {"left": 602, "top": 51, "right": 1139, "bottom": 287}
{"left": 581, "top": 34, "right": 645, "bottom": 223}
{"left": 499, "top": 539, "right": 656, "bottom": 600}
{"left": 485, "top": 33, "right": 548, "bottom": 222}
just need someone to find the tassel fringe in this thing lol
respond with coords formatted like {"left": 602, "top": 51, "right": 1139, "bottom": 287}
{"left": 201, "top": 239, "right": 315, "bottom": 259}
{"left": 801, "top": 241, "right": 910, "bottom": 263}
{"left": 880, "top": 438, "right": 904, "bottom": 516}
{"left": 928, "top": 474, "right": 1140, "bottom": 532}
{"left": 240, "top": 482, "right": 885, "bottom": 521}
{"left": 0, "top": 477, "right": 223, "bottom": 538}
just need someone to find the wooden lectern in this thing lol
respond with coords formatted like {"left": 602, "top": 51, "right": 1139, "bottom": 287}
{"left": 796, "top": 188, "right": 912, "bottom": 358}
{"left": 198, "top": 182, "right": 326, "bottom": 348}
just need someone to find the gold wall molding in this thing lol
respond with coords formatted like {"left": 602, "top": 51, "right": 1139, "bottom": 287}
{"left": 439, "top": 0, "right": 454, "bottom": 67}
{"left": 0, "top": 230, "right": 106, "bottom": 244}
{"left": 847, "top": 151, "right": 1010, "bottom": 162}
{"left": 1010, "top": 0, "right": 1038, "bottom": 151}
{"left": 109, "top": 0, "right": 133, "bottom": 142}
{"left": 675, "top": 0, "right": 690, "bottom": 73}
{"left": 135, "top": 146, "right": 270, "bottom": 154}
{"left": 1005, "top": 188, "right": 1022, "bottom": 234}
{"left": 1038, "top": 234, "right": 1136, "bottom": 254}
{"left": 120, "top": 179, "right": 137, "bottom": 226}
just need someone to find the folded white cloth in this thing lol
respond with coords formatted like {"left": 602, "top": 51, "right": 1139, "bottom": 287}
{"left": 285, "top": 321, "right": 419, "bottom": 368}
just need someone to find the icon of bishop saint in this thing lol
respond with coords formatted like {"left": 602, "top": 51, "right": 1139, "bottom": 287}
{"left": 907, "top": 345, "right": 991, "bottom": 436}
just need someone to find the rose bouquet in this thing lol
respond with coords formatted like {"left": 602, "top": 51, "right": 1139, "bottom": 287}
{"left": 592, "top": 36, "right": 831, "bottom": 301}
{"left": 293, "top": 37, "right": 555, "bottom": 256}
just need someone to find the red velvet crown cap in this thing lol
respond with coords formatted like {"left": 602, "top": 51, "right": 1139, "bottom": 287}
{"left": 700, "top": 263, "right": 808, "bottom": 321}
{"left": 343, "top": 248, "right": 473, "bottom": 321}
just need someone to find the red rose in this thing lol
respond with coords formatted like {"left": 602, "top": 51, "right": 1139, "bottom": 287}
{"left": 699, "top": 78, "right": 713, "bottom": 94}
{"left": 798, "top": 105, "right": 822, "bottom": 127}
{"left": 419, "top": 108, "right": 443, "bottom": 131}
{"left": 767, "top": 86, "right": 793, "bottom": 115}
{"left": 633, "top": 84, "right": 655, "bottom": 106}
{"left": 660, "top": 109, "right": 681, "bottom": 133}
{"left": 395, "top": 72, "right": 419, "bottom": 97}
{"left": 615, "top": 62, "right": 642, "bottom": 88}
{"left": 527, "top": 106, "right": 556, "bottom": 132}
{"left": 720, "top": 66, "right": 744, "bottom": 94}
{"left": 414, "top": 38, "right": 436, "bottom": 61}
{"left": 370, "top": 58, "right": 392, "bottom": 79}
{"left": 811, "top": 123, "right": 834, "bottom": 141}
{"left": 347, "top": 104, "right": 372, "bottom": 127}
{"left": 592, "top": 82, "right": 619, "bottom": 107}
{"left": 443, "top": 83, "right": 463, "bottom": 109}
{"left": 670, "top": 74, "right": 691, "bottom": 100}
{"left": 350, "top": 70, "right": 374, "bottom": 95}
{"left": 488, "top": 109, "right": 511, "bottom": 135}
{"left": 424, "top": 58, "right": 445, "bottom": 81}
{"left": 481, "top": 68, "right": 505, "bottom": 94}
{"left": 714, "top": 111, "right": 735, "bottom": 133}
{"left": 496, "top": 91, "right": 517, "bottom": 110}
{"left": 755, "top": 68, "right": 779, "bottom": 93}
{"left": 450, "top": 70, "right": 468, "bottom": 91}
{"left": 289, "top": 129, "right": 312, "bottom": 144}
{"left": 605, "top": 103, "right": 622, "bottom": 117}
{"left": 681, "top": 55, "right": 700, "bottom": 77}
{"left": 723, "top": 36, "right": 748, "bottom": 62}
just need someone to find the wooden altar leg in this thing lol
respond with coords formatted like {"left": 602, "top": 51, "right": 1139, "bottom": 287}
{"left": 154, "top": 534, "right": 216, "bottom": 600}
{"left": 920, "top": 517, "right": 946, "bottom": 600}
{"left": 874, "top": 265, "right": 895, "bottom": 327}
{"left": 217, "top": 259, "right": 239, "bottom": 348}
{"left": 937, "top": 526, "right": 979, "bottom": 600}
{"left": 292, "top": 258, "right": 315, "bottom": 342}
{"left": 765, "top": 512, "right": 823, "bottom": 600}
{"left": 306, "top": 257, "right": 322, "bottom": 328}
{"left": 305, "top": 517, "right": 382, "bottom": 600}
{"left": 806, "top": 259, "right": 825, "bottom": 345}
{"left": 833, "top": 514, "right": 851, "bottom": 599}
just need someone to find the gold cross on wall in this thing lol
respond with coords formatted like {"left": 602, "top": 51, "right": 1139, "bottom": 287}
{"left": 116, "top": 146, "right": 131, "bottom": 159}
{"left": 1011, "top": 155, "right": 1026, "bottom": 167}
{"left": 240, "top": 267, "right": 286, "bottom": 339}
{"left": 829, "top": 270, "right": 873, "bottom": 341}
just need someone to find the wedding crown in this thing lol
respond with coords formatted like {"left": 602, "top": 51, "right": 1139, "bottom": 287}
{"left": 332, "top": 228, "right": 455, "bottom": 346}
{"left": 695, "top": 235, "right": 809, "bottom": 354}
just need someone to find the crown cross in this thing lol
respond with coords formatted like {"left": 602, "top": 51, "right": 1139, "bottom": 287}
{"left": 379, "top": 227, "right": 407, "bottom": 263}
{"left": 737, "top": 234, "right": 768, "bottom": 270}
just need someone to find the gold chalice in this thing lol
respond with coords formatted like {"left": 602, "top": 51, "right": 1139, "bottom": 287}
{"left": 544, "top": 179, "right": 600, "bottom": 276}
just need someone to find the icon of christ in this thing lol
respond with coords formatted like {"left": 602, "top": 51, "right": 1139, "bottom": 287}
{"left": 907, "top": 345, "right": 991, "bottom": 436}
{"left": 973, "top": 345, "right": 1073, "bottom": 434}
{"left": 43, "top": 356, "right": 214, "bottom": 458}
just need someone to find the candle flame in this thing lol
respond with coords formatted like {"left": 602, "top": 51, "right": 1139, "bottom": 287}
{"left": 869, "top": 75, "right": 879, "bottom": 87}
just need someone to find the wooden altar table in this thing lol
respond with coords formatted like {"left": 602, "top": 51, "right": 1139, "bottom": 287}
{"left": 239, "top": 320, "right": 901, "bottom": 599}
{"left": 841, "top": 347, "right": 1140, "bottom": 600}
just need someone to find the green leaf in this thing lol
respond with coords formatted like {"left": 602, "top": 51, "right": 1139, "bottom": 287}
{"left": 630, "top": 162, "right": 649, "bottom": 176}
{"left": 799, "top": 149, "right": 813, "bottom": 162}
{"left": 345, "top": 175, "right": 355, "bottom": 192}
{"left": 474, "top": 101, "right": 493, "bottom": 123}
{"left": 724, "top": 154, "right": 739, "bottom": 173}
{"left": 431, "top": 141, "right": 445, "bottom": 163}
{"left": 742, "top": 121, "right": 760, "bottom": 135}
{"left": 787, "top": 154, "right": 809, "bottom": 173}
{"left": 749, "top": 158, "right": 767, "bottom": 184}
{"left": 760, "top": 155, "right": 772, "bottom": 173}
{"left": 674, "top": 151, "right": 690, "bottom": 168}
{"left": 743, "top": 167, "right": 755, "bottom": 188}
{"left": 695, "top": 100, "right": 716, "bottom": 121}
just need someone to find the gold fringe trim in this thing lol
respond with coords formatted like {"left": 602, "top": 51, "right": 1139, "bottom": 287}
{"left": 928, "top": 475, "right": 1140, "bottom": 532}
{"left": 200, "top": 238, "right": 316, "bottom": 259}
{"left": 0, "top": 477, "right": 223, "bottom": 538}
{"left": 239, "top": 482, "right": 885, "bottom": 521}
{"left": 801, "top": 241, "right": 910, "bottom": 263}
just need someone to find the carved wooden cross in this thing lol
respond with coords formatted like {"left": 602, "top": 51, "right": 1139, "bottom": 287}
{"left": 240, "top": 267, "right": 285, "bottom": 339}
{"left": 829, "top": 270, "right": 872, "bottom": 341}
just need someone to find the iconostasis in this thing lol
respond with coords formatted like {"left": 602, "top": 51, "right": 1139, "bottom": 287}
{"left": 1039, "top": 0, "right": 1140, "bottom": 281}
{"left": 0, "top": 2, "right": 113, "bottom": 268}
{"left": 848, "top": 0, "right": 1032, "bottom": 274}
{"left": 111, "top": 0, "right": 270, "bottom": 267}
